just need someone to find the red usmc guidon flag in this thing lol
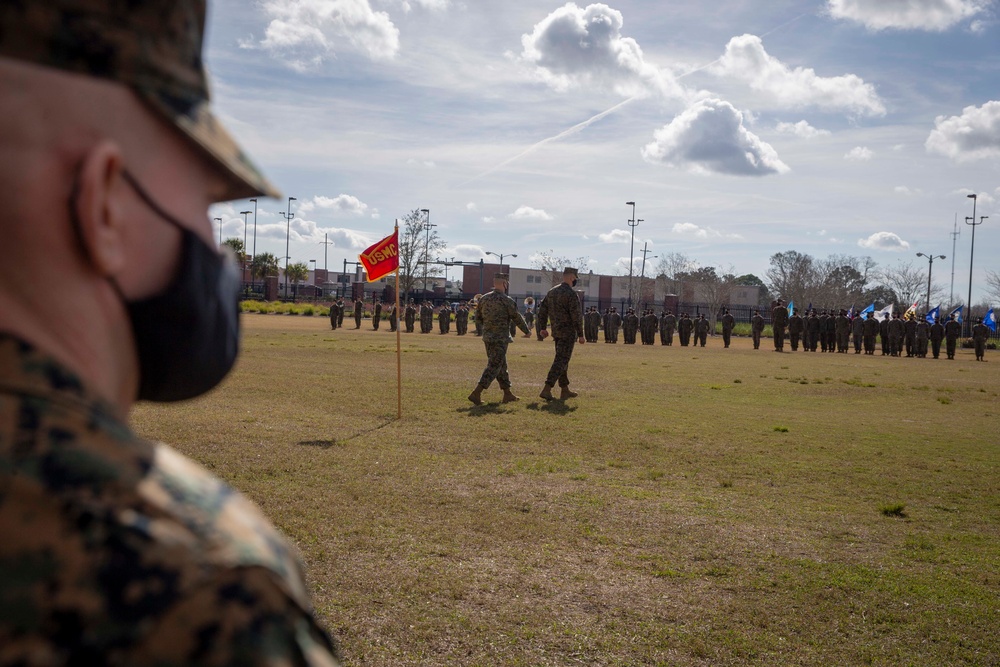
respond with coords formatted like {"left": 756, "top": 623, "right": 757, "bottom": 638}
{"left": 359, "top": 228, "right": 399, "bottom": 282}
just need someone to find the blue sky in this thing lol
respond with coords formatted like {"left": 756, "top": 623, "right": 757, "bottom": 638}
{"left": 205, "top": 0, "right": 1000, "bottom": 303}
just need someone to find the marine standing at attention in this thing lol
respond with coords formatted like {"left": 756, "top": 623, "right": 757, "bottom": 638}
{"left": 536, "top": 268, "right": 585, "bottom": 401}
{"left": 788, "top": 308, "right": 803, "bottom": 351}
{"left": 972, "top": 317, "right": 989, "bottom": 361}
{"left": 0, "top": 1, "right": 341, "bottom": 663}
{"left": 751, "top": 310, "right": 764, "bottom": 350}
{"left": 721, "top": 308, "right": 735, "bottom": 348}
{"left": 468, "top": 273, "right": 529, "bottom": 405}
{"left": 772, "top": 299, "right": 788, "bottom": 352}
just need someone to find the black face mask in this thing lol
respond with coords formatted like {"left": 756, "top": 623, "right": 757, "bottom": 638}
{"left": 73, "top": 170, "right": 241, "bottom": 402}
{"left": 122, "top": 172, "right": 241, "bottom": 402}
{"left": 571, "top": 278, "right": 578, "bottom": 287}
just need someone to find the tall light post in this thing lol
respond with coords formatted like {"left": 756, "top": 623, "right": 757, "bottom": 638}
{"left": 916, "top": 252, "right": 945, "bottom": 313}
{"left": 638, "top": 241, "right": 657, "bottom": 308}
{"left": 213, "top": 217, "right": 223, "bottom": 245}
{"left": 949, "top": 216, "right": 960, "bottom": 307}
{"left": 965, "top": 193, "right": 983, "bottom": 333}
{"left": 240, "top": 210, "right": 251, "bottom": 281}
{"left": 485, "top": 250, "right": 517, "bottom": 268}
{"left": 249, "top": 198, "right": 258, "bottom": 290}
{"left": 281, "top": 196, "right": 296, "bottom": 297}
{"left": 626, "top": 201, "right": 638, "bottom": 306}
{"left": 420, "top": 209, "right": 434, "bottom": 296}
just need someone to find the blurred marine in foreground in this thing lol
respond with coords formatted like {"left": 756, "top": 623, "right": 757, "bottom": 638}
{"left": 0, "top": 2, "right": 341, "bottom": 664}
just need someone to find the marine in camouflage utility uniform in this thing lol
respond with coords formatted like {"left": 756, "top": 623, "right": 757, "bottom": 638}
{"left": 536, "top": 269, "right": 585, "bottom": 400}
{"left": 0, "top": 1, "right": 341, "bottom": 662}
{"left": 0, "top": 339, "right": 342, "bottom": 665}
{"left": 469, "top": 276, "right": 529, "bottom": 404}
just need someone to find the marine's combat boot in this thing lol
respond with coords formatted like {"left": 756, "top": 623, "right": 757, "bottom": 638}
{"left": 468, "top": 385, "right": 484, "bottom": 405}
{"left": 502, "top": 388, "right": 520, "bottom": 403}
{"left": 560, "top": 386, "right": 578, "bottom": 399}
{"left": 539, "top": 384, "right": 554, "bottom": 401}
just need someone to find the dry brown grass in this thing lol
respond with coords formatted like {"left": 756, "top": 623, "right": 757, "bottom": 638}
{"left": 131, "top": 314, "right": 1000, "bottom": 666}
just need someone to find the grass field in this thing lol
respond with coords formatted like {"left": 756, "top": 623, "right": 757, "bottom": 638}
{"left": 131, "top": 314, "right": 999, "bottom": 666}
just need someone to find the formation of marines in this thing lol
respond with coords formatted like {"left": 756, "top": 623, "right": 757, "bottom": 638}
{"left": 333, "top": 297, "right": 992, "bottom": 363}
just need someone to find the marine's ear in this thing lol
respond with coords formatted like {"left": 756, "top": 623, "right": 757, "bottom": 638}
{"left": 73, "top": 141, "right": 128, "bottom": 279}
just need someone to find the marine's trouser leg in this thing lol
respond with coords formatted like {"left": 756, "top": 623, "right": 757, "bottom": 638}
{"left": 479, "top": 338, "right": 511, "bottom": 390}
{"left": 545, "top": 336, "right": 576, "bottom": 388}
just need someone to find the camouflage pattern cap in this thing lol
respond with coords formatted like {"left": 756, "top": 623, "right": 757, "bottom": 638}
{"left": 564, "top": 267, "right": 578, "bottom": 276}
{"left": 494, "top": 272, "right": 509, "bottom": 280}
{"left": 0, "top": 0, "right": 279, "bottom": 201}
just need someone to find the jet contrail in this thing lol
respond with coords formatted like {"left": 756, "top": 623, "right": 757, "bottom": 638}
{"left": 458, "top": 10, "right": 814, "bottom": 187}
{"left": 458, "top": 95, "right": 638, "bottom": 187}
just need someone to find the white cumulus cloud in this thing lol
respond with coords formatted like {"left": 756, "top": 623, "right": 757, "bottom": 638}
{"left": 598, "top": 229, "right": 632, "bottom": 243}
{"left": 827, "top": 0, "right": 987, "bottom": 31}
{"left": 845, "top": 146, "right": 874, "bottom": 161}
{"left": 641, "top": 99, "right": 789, "bottom": 176}
{"left": 858, "top": 231, "right": 910, "bottom": 251}
{"left": 671, "top": 222, "right": 745, "bottom": 240}
{"left": 297, "top": 194, "right": 371, "bottom": 215}
{"left": 926, "top": 101, "right": 1000, "bottom": 162}
{"left": 775, "top": 120, "right": 831, "bottom": 139}
{"left": 508, "top": 206, "right": 554, "bottom": 221}
{"left": 448, "top": 244, "right": 487, "bottom": 260}
{"left": 710, "top": 34, "right": 886, "bottom": 116}
{"left": 257, "top": 0, "right": 399, "bottom": 69}
{"left": 894, "top": 185, "right": 922, "bottom": 195}
{"left": 519, "top": 2, "right": 680, "bottom": 97}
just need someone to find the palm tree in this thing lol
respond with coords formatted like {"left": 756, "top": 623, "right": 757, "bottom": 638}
{"left": 286, "top": 262, "right": 309, "bottom": 302}
{"left": 253, "top": 252, "right": 279, "bottom": 283}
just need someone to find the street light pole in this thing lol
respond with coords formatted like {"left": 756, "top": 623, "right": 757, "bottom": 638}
{"left": 249, "top": 198, "right": 258, "bottom": 290}
{"left": 626, "top": 201, "right": 638, "bottom": 307}
{"left": 213, "top": 217, "right": 222, "bottom": 245}
{"left": 965, "top": 193, "right": 982, "bottom": 333}
{"left": 638, "top": 241, "right": 657, "bottom": 308}
{"left": 240, "top": 210, "right": 251, "bottom": 282}
{"left": 949, "top": 215, "right": 959, "bottom": 307}
{"left": 420, "top": 209, "right": 434, "bottom": 297}
{"left": 280, "top": 196, "right": 296, "bottom": 298}
{"left": 485, "top": 251, "right": 517, "bottom": 269}
{"left": 916, "top": 252, "right": 946, "bottom": 313}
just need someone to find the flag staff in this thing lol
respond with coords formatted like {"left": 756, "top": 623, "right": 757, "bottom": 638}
{"left": 358, "top": 223, "right": 403, "bottom": 420}
{"left": 394, "top": 222, "right": 402, "bottom": 420}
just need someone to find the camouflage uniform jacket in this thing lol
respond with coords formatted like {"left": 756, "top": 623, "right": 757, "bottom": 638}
{"left": 0, "top": 335, "right": 340, "bottom": 666}
{"left": 536, "top": 283, "right": 583, "bottom": 339}
{"left": 475, "top": 290, "right": 528, "bottom": 342}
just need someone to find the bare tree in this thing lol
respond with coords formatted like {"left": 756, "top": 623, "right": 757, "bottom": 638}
{"left": 655, "top": 251, "right": 696, "bottom": 297}
{"left": 532, "top": 249, "right": 590, "bottom": 287}
{"left": 766, "top": 250, "right": 815, "bottom": 307}
{"left": 985, "top": 269, "right": 1000, "bottom": 305}
{"left": 397, "top": 209, "right": 445, "bottom": 297}
{"left": 876, "top": 260, "right": 942, "bottom": 309}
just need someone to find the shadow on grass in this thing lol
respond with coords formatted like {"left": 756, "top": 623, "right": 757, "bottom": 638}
{"left": 299, "top": 418, "right": 396, "bottom": 447}
{"left": 457, "top": 403, "right": 514, "bottom": 417}
{"left": 299, "top": 439, "right": 341, "bottom": 448}
{"left": 526, "top": 401, "right": 577, "bottom": 415}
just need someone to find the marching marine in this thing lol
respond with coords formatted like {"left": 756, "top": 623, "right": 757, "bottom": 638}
{"left": 468, "top": 274, "right": 530, "bottom": 405}
{"left": 536, "top": 268, "right": 585, "bottom": 401}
